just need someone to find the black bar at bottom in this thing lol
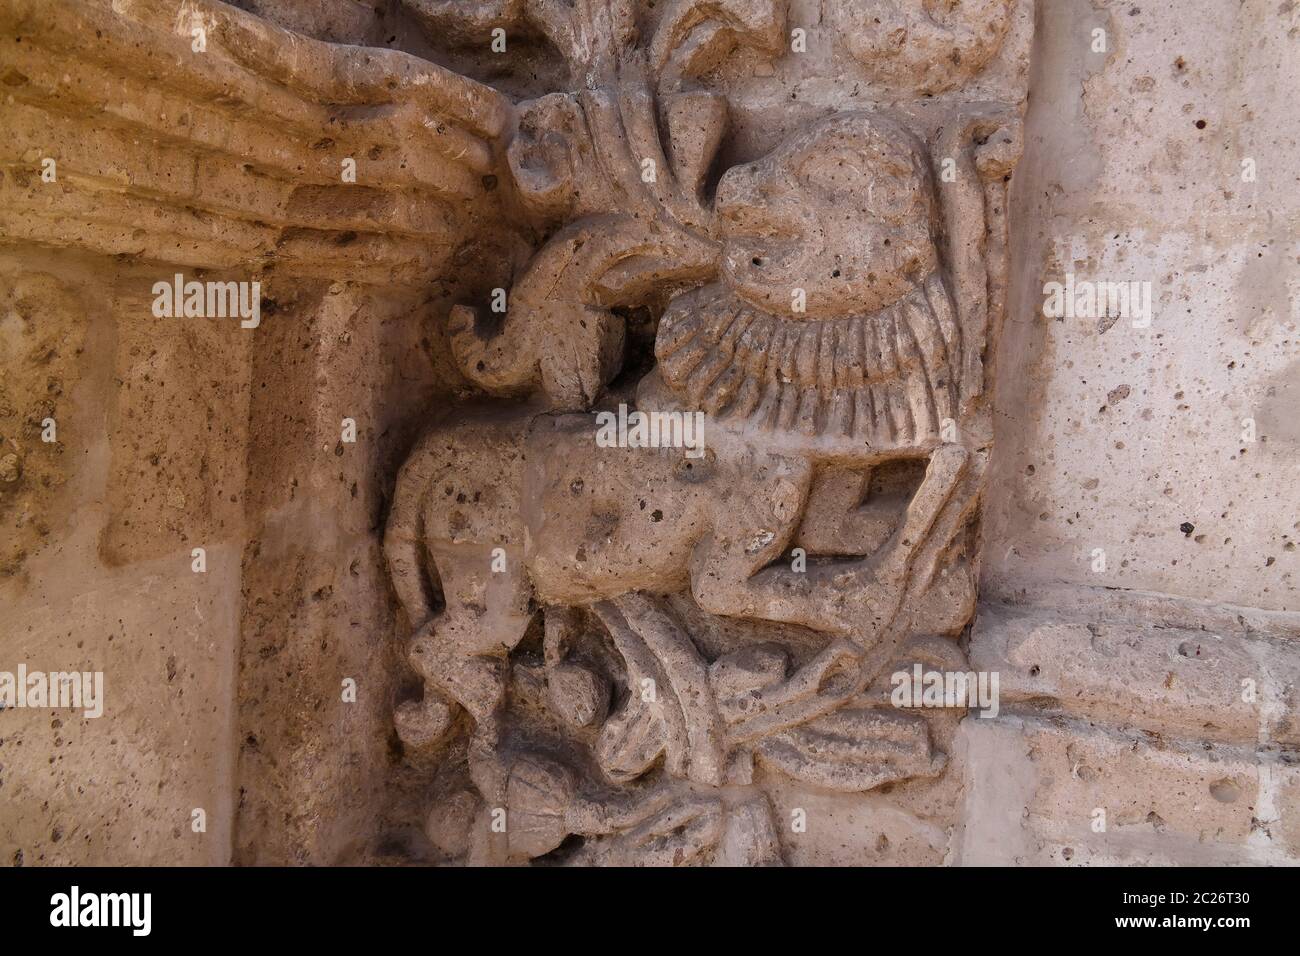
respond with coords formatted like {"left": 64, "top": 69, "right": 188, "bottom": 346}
{"left": 0, "top": 865, "right": 1276, "bottom": 942}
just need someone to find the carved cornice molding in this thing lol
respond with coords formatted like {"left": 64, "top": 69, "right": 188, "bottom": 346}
{"left": 0, "top": 0, "right": 512, "bottom": 283}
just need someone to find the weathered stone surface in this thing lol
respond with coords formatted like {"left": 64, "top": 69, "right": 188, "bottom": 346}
{"left": 957, "top": 715, "right": 1300, "bottom": 866}
{"left": 1, "top": 0, "right": 508, "bottom": 866}
{"left": 1, "top": 0, "right": 1297, "bottom": 870}
{"left": 981, "top": 0, "right": 1300, "bottom": 614}
{"left": 381, "top": 0, "right": 1025, "bottom": 866}
{"left": 971, "top": 599, "right": 1300, "bottom": 748}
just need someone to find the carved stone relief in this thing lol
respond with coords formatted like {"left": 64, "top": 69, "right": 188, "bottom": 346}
{"left": 384, "top": 0, "right": 1027, "bottom": 865}
{"left": 6, "top": 0, "right": 1299, "bottom": 875}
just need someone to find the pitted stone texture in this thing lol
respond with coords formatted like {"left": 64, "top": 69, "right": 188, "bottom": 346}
{"left": 958, "top": 715, "right": 1300, "bottom": 866}
{"left": 971, "top": 600, "right": 1300, "bottom": 748}
{"left": 5, "top": 0, "right": 1295, "bottom": 872}
{"left": 384, "top": 0, "right": 1027, "bottom": 865}
{"left": 983, "top": 0, "right": 1300, "bottom": 613}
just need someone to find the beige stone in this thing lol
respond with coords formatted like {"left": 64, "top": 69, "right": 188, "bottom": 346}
{"left": 0, "top": 0, "right": 1296, "bottom": 869}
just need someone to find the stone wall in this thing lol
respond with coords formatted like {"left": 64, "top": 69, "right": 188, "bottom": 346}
{"left": 964, "top": 0, "right": 1300, "bottom": 865}
{"left": 0, "top": 0, "right": 1296, "bottom": 867}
